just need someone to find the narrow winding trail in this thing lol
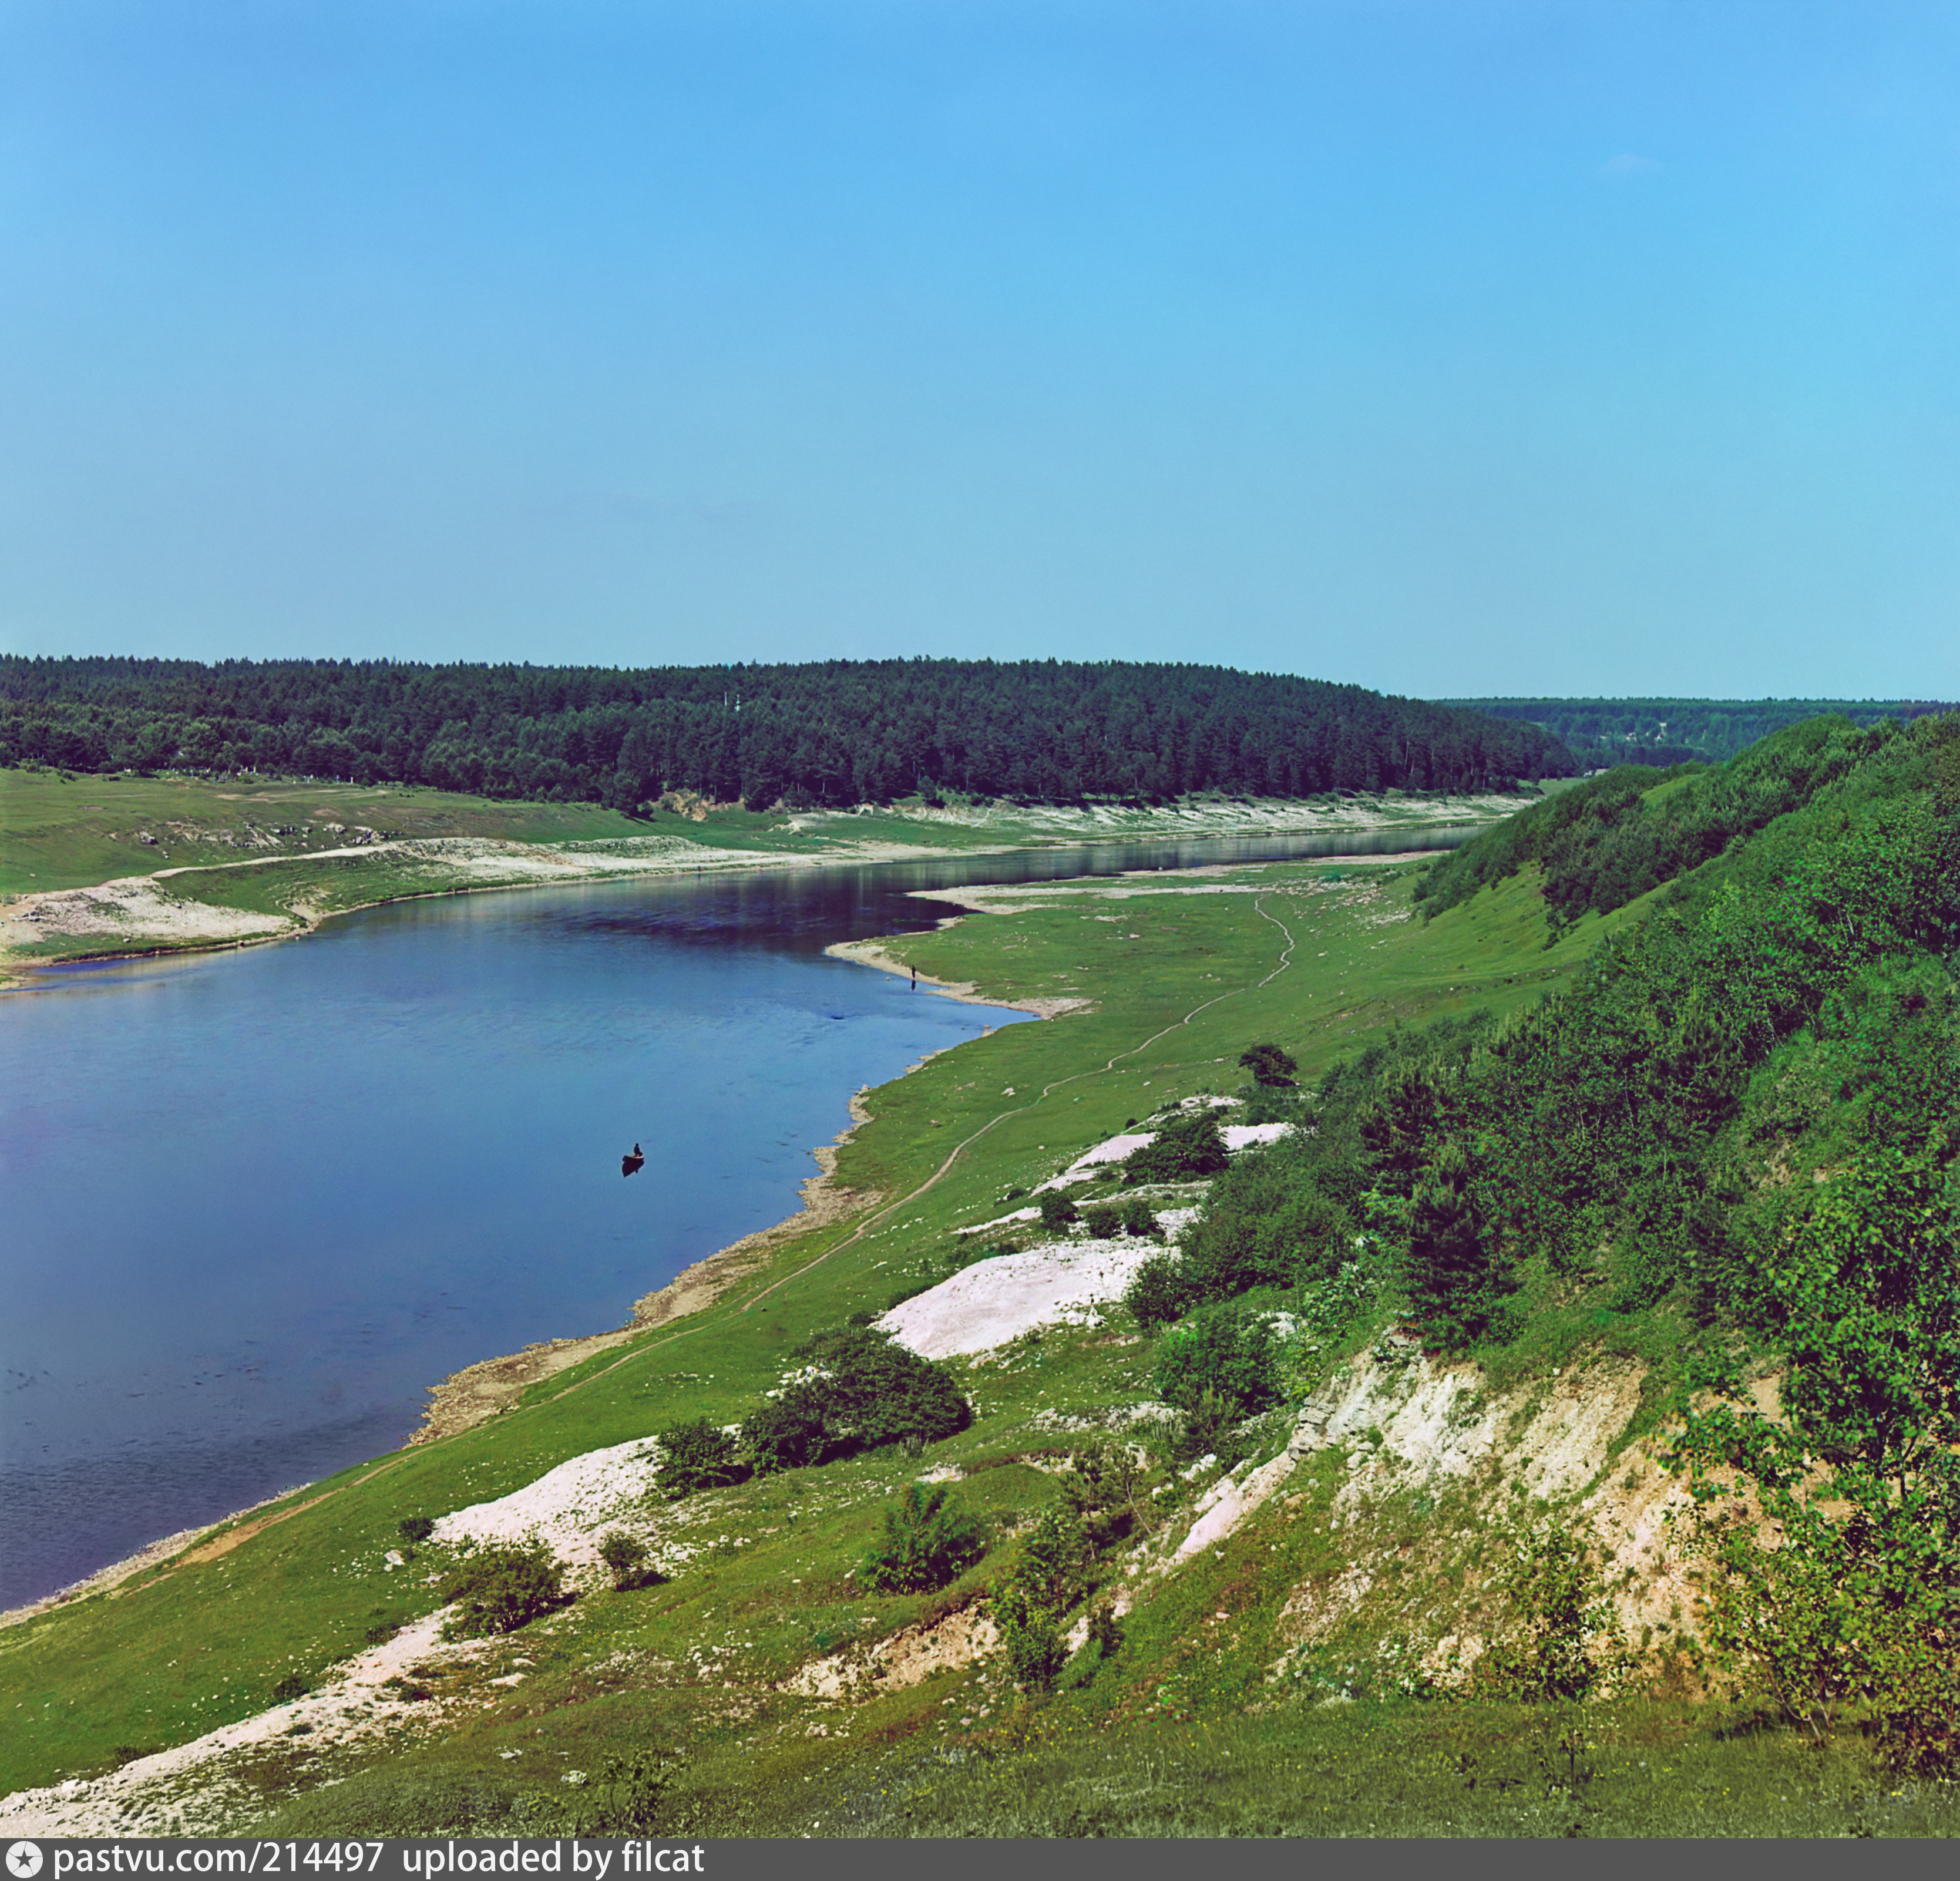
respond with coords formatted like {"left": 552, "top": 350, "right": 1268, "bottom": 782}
{"left": 739, "top": 893, "right": 1299, "bottom": 1311}
{"left": 8, "top": 896, "right": 1303, "bottom": 1628}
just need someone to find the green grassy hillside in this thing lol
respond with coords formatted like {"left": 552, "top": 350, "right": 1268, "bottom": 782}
{"left": 5, "top": 711, "right": 1957, "bottom": 1838}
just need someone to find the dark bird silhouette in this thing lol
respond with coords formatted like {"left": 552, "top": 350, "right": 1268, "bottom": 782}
{"left": 621, "top": 1142, "right": 645, "bottom": 1177}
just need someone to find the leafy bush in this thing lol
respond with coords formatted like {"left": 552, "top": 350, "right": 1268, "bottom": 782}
{"left": 397, "top": 1516, "right": 435, "bottom": 1547}
{"left": 1672, "top": 1144, "right": 1960, "bottom": 1772}
{"left": 655, "top": 1418, "right": 751, "bottom": 1500}
{"left": 1081, "top": 1203, "right": 1121, "bottom": 1239}
{"left": 991, "top": 1502, "right": 1097, "bottom": 1693}
{"left": 1124, "top": 1253, "right": 1198, "bottom": 1332}
{"left": 439, "top": 1544, "right": 571, "bottom": 1640}
{"left": 1058, "top": 1440, "right": 1155, "bottom": 1544}
{"left": 1239, "top": 1043, "right": 1298, "bottom": 1086}
{"left": 571, "top": 1753, "right": 681, "bottom": 1837}
{"left": 271, "top": 1673, "right": 310, "bottom": 1702}
{"left": 1121, "top": 1198, "right": 1161, "bottom": 1238}
{"left": 1474, "top": 1523, "right": 1623, "bottom": 1702}
{"left": 1400, "top": 1138, "right": 1508, "bottom": 1351}
{"left": 599, "top": 1531, "right": 664, "bottom": 1591}
{"left": 1151, "top": 1302, "right": 1282, "bottom": 1419}
{"left": 858, "top": 1483, "right": 987, "bottom": 1593}
{"left": 1038, "top": 1190, "right": 1080, "bottom": 1231}
{"left": 740, "top": 1326, "right": 973, "bottom": 1473}
{"left": 997, "top": 1590, "right": 1068, "bottom": 1694}
{"left": 1123, "top": 1110, "right": 1229, "bottom": 1185}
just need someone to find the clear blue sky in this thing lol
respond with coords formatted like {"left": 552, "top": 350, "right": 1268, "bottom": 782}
{"left": 2, "top": 1, "right": 1955, "bottom": 698}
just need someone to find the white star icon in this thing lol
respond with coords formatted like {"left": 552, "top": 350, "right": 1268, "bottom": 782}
{"left": 6, "top": 1845, "right": 44, "bottom": 1879}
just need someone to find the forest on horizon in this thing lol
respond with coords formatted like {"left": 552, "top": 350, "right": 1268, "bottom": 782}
{"left": 0, "top": 656, "right": 1574, "bottom": 810}
{"left": 1450, "top": 695, "right": 1953, "bottom": 768}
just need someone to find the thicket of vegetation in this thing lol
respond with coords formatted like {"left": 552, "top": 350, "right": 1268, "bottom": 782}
{"left": 1410, "top": 711, "right": 1958, "bottom": 929}
{"left": 1125, "top": 710, "right": 1960, "bottom": 1769}
{"left": 737, "top": 1325, "right": 973, "bottom": 1473}
{"left": 0, "top": 655, "right": 1572, "bottom": 806}
{"left": 1446, "top": 695, "right": 1950, "bottom": 768}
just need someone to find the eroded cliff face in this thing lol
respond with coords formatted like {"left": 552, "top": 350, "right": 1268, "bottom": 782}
{"left": 1108, "top": 1339, "right": 1703, "bottom": 1694}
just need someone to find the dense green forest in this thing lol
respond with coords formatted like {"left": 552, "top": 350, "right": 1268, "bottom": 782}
{"left": 1408, "top": 713, "right": 1917, "bottom": 928}
{"left": 1128, "top": 710, "right": 1960, "bottom": 1767}
{"left": 1444, "top": 695, "right": 1951, "bottom": 768}
{"left": 0, "top": 656, "right": 1572, "bottom": 808}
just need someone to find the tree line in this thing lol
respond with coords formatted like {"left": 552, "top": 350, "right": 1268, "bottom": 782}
{"left": 0, "top": 655, "right": 1574, "bottom": 807}
{"left": 1444, "top": 695, "right": 1951, "bottom": 768}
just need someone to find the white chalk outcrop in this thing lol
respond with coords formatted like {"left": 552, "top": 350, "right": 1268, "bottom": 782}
{"left": 878, "top": 1241, "right": 1168, "bottom": 1360}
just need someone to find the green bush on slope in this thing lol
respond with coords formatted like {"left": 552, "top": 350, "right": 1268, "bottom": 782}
{"left": 740, "top": 1325, "right": 972, "bottom": 1473}
{"left": 439, "top": 1544, "right": 571, "bottom": 1641}
{"left": 858, "top": 1483, "right": 987, "bottom": 1594}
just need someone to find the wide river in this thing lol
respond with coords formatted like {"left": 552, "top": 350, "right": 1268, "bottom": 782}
{"left": 0, "top": 828, "right": 1465, "bottom": 1610}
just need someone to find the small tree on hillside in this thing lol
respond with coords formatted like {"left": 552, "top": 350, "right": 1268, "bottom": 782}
{"left": 440, "top": 1544, "right": 571, "bottom": 1640}
{"left": 1240, "top": 1044, "right": 1299, "bottom": 1086}
{"left": 1152, "top": 1301, "right": 1282, "bottom": 1421}
{"left": 655, "top": 1418, "right": 751, "bottom": 1500}
{"left": 1123, "top": 1111, "right": 1229, "bottom": 1185}
{"left": 859, "top": 1483, "right": 987, "bottom": 1593}
{"left": 1038, "top": 1189, "right": 1080, "bottom": 1232}
{"left": 1400, "top": 1139, "right": 1505, "bottom": 1350}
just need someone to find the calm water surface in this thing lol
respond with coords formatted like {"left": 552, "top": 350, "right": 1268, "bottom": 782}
{"left": 0, "top": 829, "right": 1466, "bottom": 1607}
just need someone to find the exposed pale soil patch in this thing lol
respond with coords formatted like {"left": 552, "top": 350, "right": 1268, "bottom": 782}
{"left": 879, "top": 1230, "right": 1194, "bottom": 1361}
{"left": 0, "top": 1611, "right": 500, "bottom": 1839}
{"left": 779, "top": 1606, "right": 1000, "bottom": 1700}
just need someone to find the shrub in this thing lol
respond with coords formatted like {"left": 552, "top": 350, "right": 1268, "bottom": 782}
{"left": 1121, "top": 1198, "right": 1161, "bottom": 1238}
{"left": 1124, "top": 1111, "right": 1229, "bottom": 1185}
{"left": 1240, "top": 1043, "right": 1298, "bottom": 1086}
{"left": 1474, "top": 1524, "right": 1624, "bottom": 1703}
{"left": 573, "top": 1752, "right": 680, "bottom": 1836}
{"left": 858, "top": 1483, "right": 987, "bottom": 1593}
{"left": 741, "top": 1325, "right": 972, "bottom": 1473}
{"left": 1169, "top": 1385, "right": 1249, "bottom": 1466}
{"left": 398, "top": 1516, "right": 436, "bottom": 1547}
{"left": 1669, "top": 1145, "right": 1960, "bottom": 1772}
{"left": 997, "top": 1590, "right": 1067, "bottom": 1694}
{"left": 1152, "top": 1303, "right": 1281, "bottom": 1419}
{"left": 1059, "top": 1439, "right": 1155, "bottom": 1543}
{"left": 991, "top": 1502, "right": 1097, "bottom": 1694}
{"left": 655, "top": 1418, "right": 751, "bottom": 1500}
{"left": 1124, "top": 1253, "right": 1198, "bottom": 1332}
{"left": 1400, "top": 1139, "right": 1507, "bottom": 1351}
{"left": 599, "top": 1531, "right": 663, "bottom": 1591}
{"left": 272, "top": 1673, "right": 310, "bottom": 1702}
{"left": 1081, "top": 1203, "right": 1122, "bottom": 1239}
{"left": 1038, "top": 1190, "right": 1080, "bottom": 1231}
{"left": 439, "top": 1544, "right": 571, "bottom": 1640}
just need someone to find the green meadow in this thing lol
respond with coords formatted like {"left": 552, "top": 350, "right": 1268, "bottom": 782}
{"left": 8, "top": 840, "right": 1941, "bottom": 1836}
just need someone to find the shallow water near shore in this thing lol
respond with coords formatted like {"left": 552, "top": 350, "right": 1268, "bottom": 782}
{"left": 0, "top": 826, "right": 1467, "bottom": 1609}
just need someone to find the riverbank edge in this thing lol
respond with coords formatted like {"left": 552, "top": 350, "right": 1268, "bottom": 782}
{"left": 0, "top": 832, "right": 1010, "bottom": 988}
{"left": 0, "top": 794, "right": 1508, "bottom": 988}
{"left": 0, "top": 826, "right": 1470, "bottom": 1627}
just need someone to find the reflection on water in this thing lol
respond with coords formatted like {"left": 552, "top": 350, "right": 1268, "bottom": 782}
{"left": 0, "top": 826, "right": 1468, "bottom": 1607}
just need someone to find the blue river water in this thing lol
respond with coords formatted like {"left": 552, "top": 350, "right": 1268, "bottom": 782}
{"left": 0, "top": 828, "right": 1467, "bottom": 1609}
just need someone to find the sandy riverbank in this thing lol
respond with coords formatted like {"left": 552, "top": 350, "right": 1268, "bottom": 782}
{"left": 0, "top": 824, "right": 1470, "bottom": 1629}
{"left": 1, "top": 794, "right": 1505, "bottom": 985}
{"left": 0, "top": 1079, "right": 894, "bottom": 1630}
{"left": 820, "top": 936, "right": 1094, "bottom": 1019}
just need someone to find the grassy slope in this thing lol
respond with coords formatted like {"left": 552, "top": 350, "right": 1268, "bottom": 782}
{"left": 6, "top": 856, "right": 1930, "bottom": 1835}
{"left": 0, "top": 773, "right": 665, "bottom": 896}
